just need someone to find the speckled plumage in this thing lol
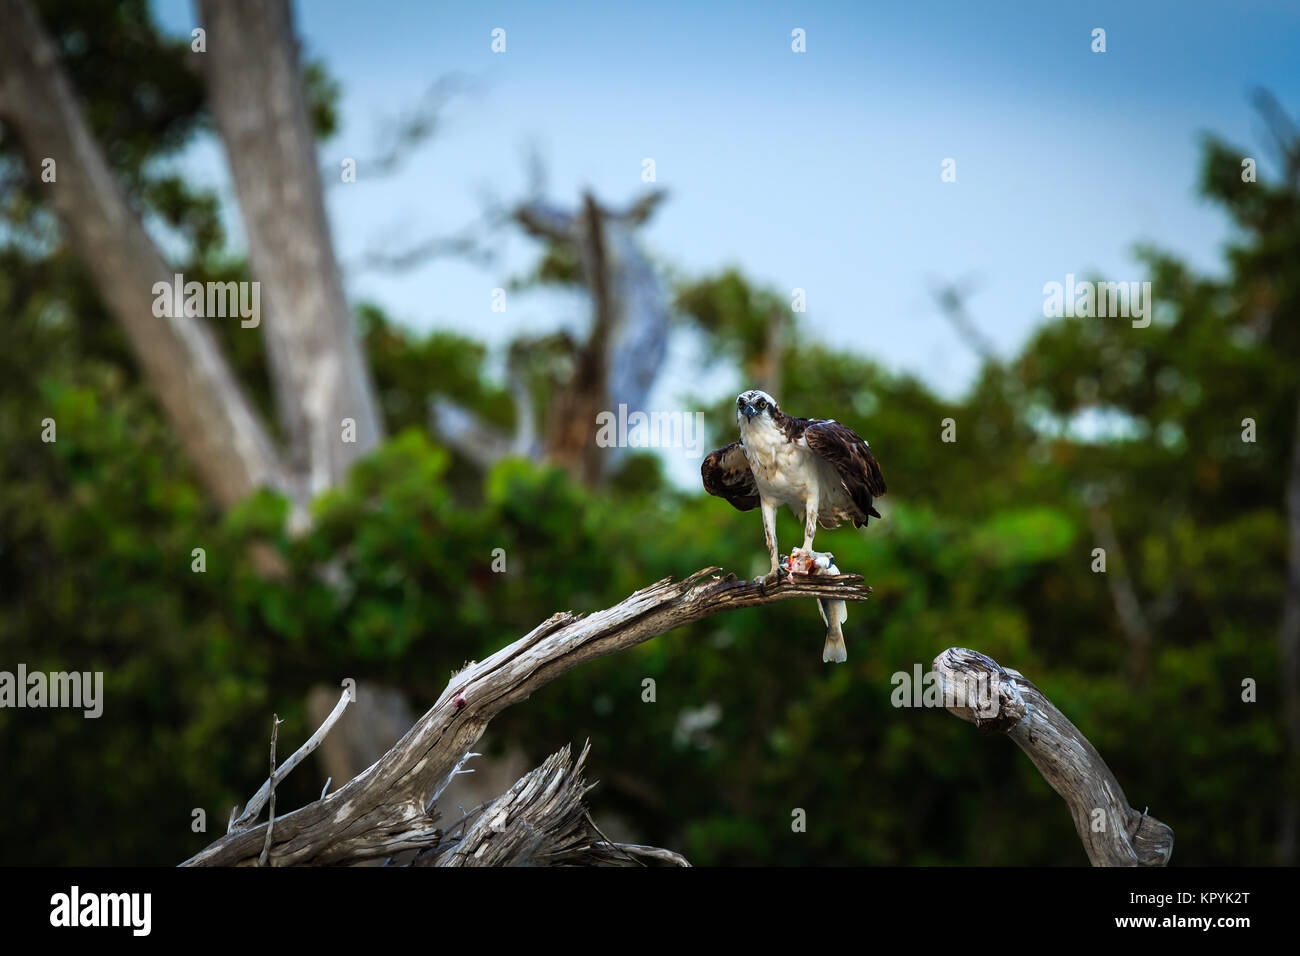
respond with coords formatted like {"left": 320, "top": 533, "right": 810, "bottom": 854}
{"left": 701, "top": 388, "right": 887, "bottom": 576}
{"left": 701, "top": 390, "right": 887, "bottom": 663}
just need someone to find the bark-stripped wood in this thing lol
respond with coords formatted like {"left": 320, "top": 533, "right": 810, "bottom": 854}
{"left": 232, "top": 686, "right": 353, "bottom": 832}
{"left": 183, "top": 568, "right": 871, "bottom": 866}
{"left": 1087, "top": 503, "right": 1152, "bottom": 681}
{"left": 186, "top": 575, "right": 1174, "bottom": 867}
{"left": 197, "top": 0, "right": 384, "bottom": 511}
{"left": 933, "top": 647, "right": 1173, "bottom": 866}
{"left": 413, "top": 742, "right": 689, "bottom": 866}
{"left": 512, "top": 190, "right": 670, "bottom": 484}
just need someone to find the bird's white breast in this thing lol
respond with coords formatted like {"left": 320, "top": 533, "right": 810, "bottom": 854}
{"left": 739, "top": 419, "right": 820, "bottom": 507}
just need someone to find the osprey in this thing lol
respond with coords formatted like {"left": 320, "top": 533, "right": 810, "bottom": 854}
{"left": 701, "top": 389, "right": 887, "bottom": 659}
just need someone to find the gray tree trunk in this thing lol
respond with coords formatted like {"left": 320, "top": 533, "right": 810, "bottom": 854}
{"left": 1, "top": 0, "right": 397, "bottom": 790}
{"left": 197, "top": 0, "right": 383, "bottom": 517}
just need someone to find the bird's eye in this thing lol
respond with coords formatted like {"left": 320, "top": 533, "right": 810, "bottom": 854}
{"left": 757, "top": 399, "right": 767, "bottom": 409}
{"left": 737, "top": 398, "right": 745, "bottom": 407}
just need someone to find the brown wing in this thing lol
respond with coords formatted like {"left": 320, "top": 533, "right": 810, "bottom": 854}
{"left": 701, "top": 441, "right": 760, "bottom": 512}
{"left": 804, "top": 420, "right": 887, "bottom": 521}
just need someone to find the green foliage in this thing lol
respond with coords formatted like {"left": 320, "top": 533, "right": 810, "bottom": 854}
{"left": 676, "top": 267, "right": 791, "bottom": 378}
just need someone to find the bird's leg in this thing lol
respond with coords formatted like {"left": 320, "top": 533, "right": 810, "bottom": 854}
{"left": 801, "top": 488, "right": 820, "bottom": 553}
{"left": 759, "top": 498, "right": 782, "bottom": 585}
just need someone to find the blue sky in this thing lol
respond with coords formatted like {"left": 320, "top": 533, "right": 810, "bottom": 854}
{"left": 152, "top": 0, "right": 1300, "bottom": 412}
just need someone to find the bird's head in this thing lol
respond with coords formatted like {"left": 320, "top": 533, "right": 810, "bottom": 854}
{"left": 736, "top": 389, "right": 779, "bottom": 426}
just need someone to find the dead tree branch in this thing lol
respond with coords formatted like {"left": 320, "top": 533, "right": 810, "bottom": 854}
{"left": 183, "top": 568, "right": 871, "bottom": 866}
{"left": 412, "top": 741, "right": 687, "bottom": 866}
{"left": 1087, "top": 504, "right": 1152, "bottom": 680}
{"left": 230, "top": 684, "right": 353, "bottom": 832}
{"left": 257, "top": 715, "right": 284, "bottom": 867}
{"left": 185, "top": 572, "right": 1171, "bottom": 867}
{"left": 326, "top": 73, "right": 476, "bottom": 185}
{"left": 929, "top": 277, "right": 997, "bottom": 362}
{"left": 933, "top": 647, "right": 1173, "bottom": 866}
{"left": 511, "top": 189, "right": 672, "bottom": 484}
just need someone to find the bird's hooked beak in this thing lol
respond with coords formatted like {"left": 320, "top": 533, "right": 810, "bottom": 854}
{"left": 742, "top": 403, "right": 760, "bottom": 420}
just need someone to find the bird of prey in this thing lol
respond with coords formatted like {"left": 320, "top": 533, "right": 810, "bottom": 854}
{"left": 701, "top": 388, "right": 887, "bottom": 588}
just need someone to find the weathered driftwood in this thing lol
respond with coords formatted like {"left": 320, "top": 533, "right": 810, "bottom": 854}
{"left": 257, "top": 715, "right": 284, "bottom": 867}
{"left": 186, "top": 570, "right": 1171, "bottom": 867}
{"left": 230, "top": 687, "right": 353, "bottom": 833}
{"left": 933, "top": 647, "right": 1173, "bottom": 866}
{"left": 412, "top": 742, "right": 689, "bottom": 867}
{"left": 183, "top": 568, "right": 870, "bottom": 866}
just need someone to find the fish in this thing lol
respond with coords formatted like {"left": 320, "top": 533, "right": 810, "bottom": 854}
{"left": 784, "top": 547, "right": 849, "bottom": 663}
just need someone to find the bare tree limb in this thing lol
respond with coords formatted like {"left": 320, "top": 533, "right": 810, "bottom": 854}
{"left": 1252, "top": 87, "right": 1300, "bottom": 189}
{"left": 933, "top": 647, "right": 1173, "bottom": 866}
{"left": 758, "top": 304, "right": 786, "bottom": 398}
{"left": 428, "top": 345, "right": 540, "bottom": 468}
{"left": 416, "top": 742, "right": 656, "bottom": 866}
{"left": 325, "top": 73, "right": 476, "bottom": 185}
{"left": 513, "top": 189, "right": 672, "bottom": 483}
{"left": 186, "top": 571, "right": 1170, "bottom": 867}
{"left": 1087, "top": 503, "right": 1152, "bottom": 681}
{"left": 428, "top": 397, "right": 519, "bottom": 469}
{"left": 929, "top": 277, "right": 997, "bottom": 362}
{"left": 230, "top": 684, "right": 354, "bottom": 832}
{"left": 354, "top": 228, "right": 496, "bottom": 272}
{"left": 182, "top": 568, "right": 871, "bottom": 866}
{"left": 602, "top": 842, "right": 691, "bottom": 867}
{"left": 619, "top": 188, "right": 668, "bottom": 227}
{"left": 513, "top": 201, "right": 576, "bottom": 242}
{"left": 257, "top": 715, "right": 284, "bottom": 867}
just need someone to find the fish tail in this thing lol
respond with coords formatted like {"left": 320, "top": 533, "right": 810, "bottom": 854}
{"left": 822, "top": 604, "right": 847, "bottom": 663}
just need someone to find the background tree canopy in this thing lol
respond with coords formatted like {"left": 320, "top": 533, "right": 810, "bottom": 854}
{"left": 0, "top": 1, "right": 1294, "bottom": 866}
